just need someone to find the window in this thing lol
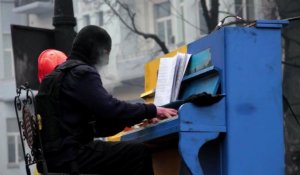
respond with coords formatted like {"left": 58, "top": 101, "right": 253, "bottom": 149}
{"left": 2, "top": 33, "right": 14, "bottom": 80}
{"left": 97, "top": 11, "right": 104, "bottom": 26}
{"left": 3, "top": 33, "right": 12, "bottom": 49}
{"left": 3, "top": 49, "right": 14, "bottom": 79}
{"left": 7, "top": 118, "right": 24, "bottom": 166}
{"left": 82, "top": 14, "right": 91, "bottom": 26}
{"left": 177, "top": 1, "right": 185, "bottom": 44}
{"left": 154, "top": 1, "right": 173, "bottom": 46}
{"left": 199, "top": 2, "right": 208, "bottom": 35}
{"left": 235, "top": 0, "right": 255, "bottom": 20}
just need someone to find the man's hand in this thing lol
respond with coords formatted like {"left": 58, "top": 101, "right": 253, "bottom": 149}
{"left": 156, "top": 106, "right": 177, "bottom": 119}
{"left": 146, "top": 107, "right": 177, "bottom": 125}
{"left": 142, "top": 107, "right": 177, "bottom": 126}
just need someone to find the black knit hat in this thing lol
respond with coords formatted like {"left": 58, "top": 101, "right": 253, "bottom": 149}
{"left": 71, "top": 25, "right": 112, "bottom": 65}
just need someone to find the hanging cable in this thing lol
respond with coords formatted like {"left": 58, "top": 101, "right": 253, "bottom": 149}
{"left": 213, "top": 15, "right": 245, "bottom": 31}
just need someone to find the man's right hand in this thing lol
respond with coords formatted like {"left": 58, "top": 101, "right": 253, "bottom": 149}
{"left": 143, "top": 107, "right": 177, "bottom": 125}
{"left": 156, "top": 106, "right": 177, "bottom": 119}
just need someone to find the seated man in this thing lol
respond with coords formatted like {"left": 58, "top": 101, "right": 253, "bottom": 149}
{"left": 35, "top": 25, "right": 177, "bottom": 175}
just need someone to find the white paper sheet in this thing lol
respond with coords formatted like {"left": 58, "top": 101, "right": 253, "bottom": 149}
{"left": 154, "top": 52, "right": 191, "bottom": 106}
{"left": 154, "top": 56, "right": 178, "bottom": 106}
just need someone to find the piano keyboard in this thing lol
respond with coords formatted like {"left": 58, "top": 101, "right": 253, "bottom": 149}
{"left": 122, "top": 116, "right": 179, "bottom": 142}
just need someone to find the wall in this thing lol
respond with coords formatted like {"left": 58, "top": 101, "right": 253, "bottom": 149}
{"left": 0, "top": 1, "right": 28, "bottom": 175}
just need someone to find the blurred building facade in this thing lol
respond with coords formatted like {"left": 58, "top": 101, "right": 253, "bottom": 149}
{"left": 0, "top": 0, "right": 265, "bottom": 174}
{"left": 0, "top": 1, "right": 27, "bottom": 175}
{"left": 74, "top": 0, "right": 265, "bottom": 102}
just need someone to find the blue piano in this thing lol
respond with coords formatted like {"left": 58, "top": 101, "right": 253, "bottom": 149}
{"left": 121, "top": 20, "right": 287, "bottom": 175}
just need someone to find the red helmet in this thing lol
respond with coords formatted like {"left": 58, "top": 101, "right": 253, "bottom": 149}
{"left": 38, "top": 49, "right": 67, "bottom": 83}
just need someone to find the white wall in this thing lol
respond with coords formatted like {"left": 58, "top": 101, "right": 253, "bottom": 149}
{"left": 183, "top": 0, "right": 202, "bottom": 44}
{"left": 0, "top": 102, "right": 25, "bottom": 175}
{"left": 0, "top": 1, "right": 28, "bottom": 175}
{"left": 28, "top": 13, "right": 53, "bottom": 29}
{"left": 0, "top": 2, "right": 27, "bottom": 80}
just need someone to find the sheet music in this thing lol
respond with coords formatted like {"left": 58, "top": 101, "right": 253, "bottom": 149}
{"left": 171, "top": 53, "right": 191, "bottom": 101}
{"left": 154, "top": 52, "right": 191, "bottom": 106}
{"left": 154, "top": 56, "right": 178, "bottom": 106}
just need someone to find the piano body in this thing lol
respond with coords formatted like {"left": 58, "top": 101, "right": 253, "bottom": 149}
{"left": 121, "top": 20, "right": 287, "bottom": 175}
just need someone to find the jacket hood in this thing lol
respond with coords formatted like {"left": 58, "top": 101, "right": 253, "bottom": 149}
{"left": 70, "top": 25, "right": 111, "bottom": 65}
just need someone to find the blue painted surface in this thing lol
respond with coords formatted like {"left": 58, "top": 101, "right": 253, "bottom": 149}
{"left": 179, "top": 132, "right": 220, "bottom": 175}
{"left": 179, "top": 99, "right": 226, "bottom": 132}
{"left": 180, "top": 66, "right": 220, "bottom": 100}
{"left": 178, "top": 101, "right": 225, "bottom": 175}
{"left": 256, "top": 20, "right": 288, "bottom": 28}
{"left": 188, "top": 29, "right": 226, "bottom": 94}
{"left": 223, "top": 26, "right": 284, "bottom": 175}
{"left": 121, "top": 20, "right": 285, "bottom": 175}
{"left": 185, "top": 48, "right": 212, "bottom": 75}
{"left": 179, "top": 73, "right": 220, "bottom": 100}
{"left": 182, "top": 66, "right": 216, "bottom": 82}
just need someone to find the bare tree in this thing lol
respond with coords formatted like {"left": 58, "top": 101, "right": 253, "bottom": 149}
{"left": 200, "top": 0, "right": 219, "bottom": 33}
{"left": 276, "top": 0, "right": 300, "bottom": 174}
{"left": 262, "top": 0, "right": 279, "bottom": 19}
{"left": 104, "top": 0, "right": 169, "bottom": 54}
{"left": 103, "top": 0, "right": 222, "bottom": 54}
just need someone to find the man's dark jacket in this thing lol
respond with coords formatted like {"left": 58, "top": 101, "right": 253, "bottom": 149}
{"left": 36, "top": 56, "right": 157, "bottom": 167}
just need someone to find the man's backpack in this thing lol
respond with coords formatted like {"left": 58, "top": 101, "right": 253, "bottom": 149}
{"left": 35, "top": 60, "right": 86, "bottom": 152}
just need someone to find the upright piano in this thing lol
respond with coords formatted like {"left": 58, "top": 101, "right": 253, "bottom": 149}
{"left": 121, "top": 20, "right": 287, "bottom": 175}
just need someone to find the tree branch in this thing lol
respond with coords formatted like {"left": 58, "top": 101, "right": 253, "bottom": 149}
{"left": 282, "top": 61, "right": 300, "bottom": 68}
{"left": 104, "top": 0, "right": 135, "bottom": 32}
{"left": 210, "top": 0, "right": 219, "bottom": 31}
{"left": 104, "top": 0, "right": 169, "bottom": 54}
{"left": 200, "top": 0, "right": 219, "bottom": 33}
{"left": 200, "top": 0, "right": 211, "bottom": 31}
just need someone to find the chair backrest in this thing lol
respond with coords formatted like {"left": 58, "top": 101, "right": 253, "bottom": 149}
{"left": 14, "top": 84, "right": 48, "bottom": 175}
{"left": 22, "top": 104, "right": 35, "bottom": 149}
{"left": 15, "top": 84, "right": 99, "bottom": 175}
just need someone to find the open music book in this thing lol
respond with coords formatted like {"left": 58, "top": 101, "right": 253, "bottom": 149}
{"left": 154, "top": 52, "right": 191, "bottom": 106}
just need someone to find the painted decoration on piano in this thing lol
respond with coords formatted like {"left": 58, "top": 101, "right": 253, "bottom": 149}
{"left": 185, "top": 48, "right": 212, "bottom": 75}
{"left": 179, "top": 48, "right": 220, "bottom": 100}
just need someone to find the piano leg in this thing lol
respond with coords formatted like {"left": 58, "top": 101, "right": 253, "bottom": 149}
{"left": 178, "top": 132, "right": 220, "bottom": 175}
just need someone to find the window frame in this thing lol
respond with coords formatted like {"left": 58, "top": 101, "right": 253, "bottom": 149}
{"left": 3, "top": 48, "right": 14, "bottom": 80}
{"left": 82, "top": 14, "right": 91, "bottom": 26}
{"left": 198, "top": 1, "right": 209, "bottom": 36}
{"left": 97, "top": 11, "right": 104, "bottom": 26}
{"left": 235, "top": 0, "right": 255, "bottom": 20}
{"left": 154, "top": 1, "right": 174, "bottom": 46}
{"left": 6, "top": 118, "right": 24, "bottom": 168}
{"left": 177, "top": 0, "right": 185, "bottom": 44}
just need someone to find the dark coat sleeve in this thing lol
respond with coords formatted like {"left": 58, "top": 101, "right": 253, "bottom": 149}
{"left": 63, "top": 65, "right": 157, "bottom": 136}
